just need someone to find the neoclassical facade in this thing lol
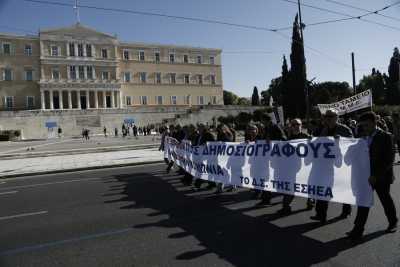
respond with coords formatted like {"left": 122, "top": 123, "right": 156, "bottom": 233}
{"left": 0, "top": 23, "right": 223, "bottom": 111}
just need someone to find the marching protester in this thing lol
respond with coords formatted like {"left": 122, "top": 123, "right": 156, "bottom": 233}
{"left": 346, "top": 112, "right": 398, "bottom": 240}
{"left": 277, "top": 118, "right": 314, "bottom": 214}
{"left": 215, "top": 124, "right": 236, "bottom": 193}
{"left": 310, "top": 109, "right": 353, "bottom": 223}
{"left": 391, "top": 113, "right": 400, "bottom": 162}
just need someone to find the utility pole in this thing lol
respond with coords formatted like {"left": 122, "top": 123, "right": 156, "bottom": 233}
{"left": 351, "top": 52, "right": 356, "bottom": 94}
{"left": 73, "top": 0, "right": 80, "bottom": 24}
{"left": 297, "top": 0, "right": 310, "bottom": 123}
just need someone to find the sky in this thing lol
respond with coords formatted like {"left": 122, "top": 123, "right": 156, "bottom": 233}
{"left": 1, "top": 0, "right": 400, "bottom": 97}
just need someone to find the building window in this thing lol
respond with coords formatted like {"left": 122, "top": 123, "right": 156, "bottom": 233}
{"left": 183, "top": 54, "right": 189, "bottom": 63}
{"left": 78, "top": 44, "right": 84, "bottom": 57}
{"left": 184, "top": 74, "right": 190, "bottom": 84}
{"left": 170, "top": 73, "right": 176, "bottom": 84}
{"left": 184, "top": 95, "right": 191, "bottom": 105}
{"left": 155, "top": 52, "right": 160, "bottom": 62}
{"left": 124, "top": 72, "right": 131, "bottom": 82}
{"left": 5, "top": 96, "right": 14, "bottom": 109}
{"left": 51, "top": 46, "right": 59, "bottom": 56}
{"left": 3, "top": 43, "right": 11, "bottom": 55}
{"left": 123, "top": 50, "right": 129, "bottom": 60}
{"left": 198, "top": 96, "right": 205, "bottom": 105}
{"left": 87, "top": 66, "right": 93, "bottom": 79}
{"left": 102, "top": 71, "right": 109, "bottom": 80}
{"left": 139, "top": 51, "right": 145, "bottom": 61}
{"left": 198, "top": 74, "right": 203, "bottom": 85}
{"left": 69, "top": 43, "right": 75, "bottom": 56}
{"left": 210, "top": 74, "right": 216, "bottom": 85}
{"left": 156, "top": 72, "right": 161, "bottom": 84}
{"left": 78, "top": 66, "right": 85, "bottom": 79}
{"left": 140, "top": 96, "right": 147, "bottom": 105}
{"left": 25, "top": 69, "right": 33, "bottom": 81}
{"left": 156, "top": 96, "right": 163, "bottom": 105}
{"left": 211, "top": 96, "right": 217, "bottom": 104}
{"left": 126, "top": 96, "right": 132, "bottom": 106}
{"left": 210, "top": 56, "right": 215, "bottom": 65}
{"left": 101, "top": 49, "right": 108, "bottom": 59}
{"left": 26, "top": 96, "right": 35, "bottom": 109}
{"left": 69, "top": 66, "right": 76, "bottom": 80}
{"left": 86, "top": 44, "right": 92, "bottom": 57}
{"left": 139, "top": 72, "right": 146, "bottom": 83}
{"left": 52, "top": 68, "right": 60, "bottom": 80}
{"left": 25, "top": 44, "right": 32, "bottom": 56}
{"left": 197, "top": 55, "right": 202, "bottom": 64}
{"left": 169, "top": 53, "right": 175, "bottom": 63}
{"left": 3, "top": 69, "right": 12, "bottom": 81}
{"left": 171, "top": 96, "right": 177, "bottom": 105}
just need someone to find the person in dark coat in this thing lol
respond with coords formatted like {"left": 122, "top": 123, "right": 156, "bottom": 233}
{"left": 310, "top": 109, "right": 353, "bottom": 223}
{"left": 346, "top": 112, "right": 398, "bottom": 240}
{"left": 277, "top": 119, "right": 314, "bottom": 214}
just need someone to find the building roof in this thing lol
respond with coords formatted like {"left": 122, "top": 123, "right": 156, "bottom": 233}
{"left": 40, "top": 23, "right": 116, "bottom": 39}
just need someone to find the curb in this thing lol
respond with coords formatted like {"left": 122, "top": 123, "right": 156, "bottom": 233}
{"left": 0, "top": 144, "right": 160, "bottom": 160}
{"left": 0, "top": 160, "right": 165, "bottom": 179}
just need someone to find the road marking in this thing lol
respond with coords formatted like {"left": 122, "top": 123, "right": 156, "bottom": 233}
{"left": 0, "top": 211, "right": 48, "bottom": 221}
{"left": 0, "top": 191, "right": 17, "bottom": 195}
{"left": 0, "top": 227, "right": 132, "bottom": 256}
{"left": 0, "top": 182, "right": 5, "bottom": 184}
{"left": 0, "top": 177, "right": 102, "bottom": 191}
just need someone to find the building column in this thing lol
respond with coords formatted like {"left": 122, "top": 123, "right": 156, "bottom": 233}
{"left": 84, "top": 66, "right": 87, "bottom": 79}
{"left": 111, "top": 91, "right": 115, "bottom": 108}
{"left": 41, "top": 90, "right": 45, "bottom": 110}
{"left": 68, "top": 90, "right": 72, "bottom": 109}
{"left": 86, "top": 90, "right": 90, "bottom": 109}
{"left": 103, "top": 91, "right": 107, "bottom": 108}
{"left": 83, "top": 43, "right": 87, "bottom": 57}
{"left": 77, "top": 90, "right": 81, "bottom": 109}
{"left": 119, "top": 91, "right": 124, "bottom": 108}
{"left": 74, "top": 43, "right": 78, "bottom": 57}
{"left": 95, "top": 91, "right": 99, "bottom": 109}
{"left": 75, "top": 67, "right": 79, "bottom": 81}
{"left": 49, "top": 90, "right": 54, "bottom": 110}
{"left": 59, "top": 90, "right": 63, "bottom": 110}
{"left": 41, "top": 66, "right": 45, "bottom": 80}
{"left": 66, "top": 43, "right": 70, "bottom": 57}
{"left": 93, "top": 67, "right": 96, "bottom": 80}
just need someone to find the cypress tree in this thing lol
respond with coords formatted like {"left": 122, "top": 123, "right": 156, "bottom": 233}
{"left": 251, "top": 86, "right": 260, "bottom": 106}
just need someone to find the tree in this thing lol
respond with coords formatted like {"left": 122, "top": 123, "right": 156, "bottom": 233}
{"left": 386, "top": 47, "right": 400, "bottom": 105}
{"left": 289, "top": 14, "right": 307, "bottom": 118}
{"left": 223, "top": 90, "right": 239, "bottom": 105}
{"left": 251, "top": 86, "right": 260, "bottom": 106}
{"left": 237, "top": 97, "right": 251, "bottom": 106}
{"left": 358, "top": 69, "right": 386, "bottom": 105}
{"left": 309, "top": 81, "right": 352, "bottom": 105}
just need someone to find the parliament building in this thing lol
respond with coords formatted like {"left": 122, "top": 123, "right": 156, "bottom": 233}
{"left": 0, "top": 23, "right": 223, "bottom": 111}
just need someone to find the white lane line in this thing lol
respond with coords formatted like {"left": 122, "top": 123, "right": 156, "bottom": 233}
{"left": 0, "top": 191, "right": 17, "bottom": 195}
{"left": 0, "top": 177, "right": 101, "bottom": 191}
{"left": 0, "top": 211, "right": 48, "bottom": 221}
{"left": 0, "top": 182, "right": 5, "bottom": 184}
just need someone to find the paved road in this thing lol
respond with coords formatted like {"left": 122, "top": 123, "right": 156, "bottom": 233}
{"left": 0, "top": 163, "right": 399, "bottom": 267}
{"left": 0, "top": 135, "right": 160, "bottom": 155}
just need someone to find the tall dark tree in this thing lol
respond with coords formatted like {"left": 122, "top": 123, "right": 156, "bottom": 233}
{"left": 289, "top": 14, "right": 307, "bottom": 118}
{"left": 251, "top": 86, "right": 260, "bottom": 106}
{"left": 358, "top": 69, "right": 386, "bottom": 105}
{"left": 386, "top": 47, "right": 400, "bottom": 104}
{"left": 280, "top": 55, "right": 293, "bottom": 117}
{"left": 223, "top": 90, "right": 239, "bottom": 105}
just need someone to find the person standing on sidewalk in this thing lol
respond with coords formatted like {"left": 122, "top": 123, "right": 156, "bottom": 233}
{"left": 346, "top": 112, "right": 398, "bottom": 241}
{"left": 103, "top": 126, "right": 107, "bottom": 138}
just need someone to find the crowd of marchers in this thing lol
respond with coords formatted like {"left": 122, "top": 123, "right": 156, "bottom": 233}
{"left": 159, "top": 109, "right": 398, "bottom": 242}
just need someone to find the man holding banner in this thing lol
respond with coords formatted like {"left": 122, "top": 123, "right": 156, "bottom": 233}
{"left": 347, "top": 112, "right": 398, "bottom": 240}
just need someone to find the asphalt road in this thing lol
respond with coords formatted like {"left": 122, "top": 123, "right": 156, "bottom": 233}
{"left": 0, "top": 163, "right": 399, "bottom": 267}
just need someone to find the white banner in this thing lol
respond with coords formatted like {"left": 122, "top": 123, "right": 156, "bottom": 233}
{"left": 165, "top": 137, "right": 373, "bottom": 207}
{"left": 318, "top": 89, "right": 372, "bottom": 115}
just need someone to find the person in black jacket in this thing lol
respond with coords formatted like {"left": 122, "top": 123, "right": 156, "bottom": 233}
{"left": 277, "top": 119, "right": 314, "bottom": 214}
{"left": 346, "top": 112, "right": 398, "bottom": 240}
{"left": 194, "top": 123, "right": 216, "bottom": 189}
{"left": 310, "top": 109, "right": 353, "bottom": 223}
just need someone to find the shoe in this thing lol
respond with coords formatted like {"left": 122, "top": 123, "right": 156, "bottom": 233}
{"left": 345, "top": 229, "right": 363, "bottom": 241}
{"left": 386, "top": 220, "right": 398, "bottom": 233}
{"left": 310, "top": 215, "right": 327, "bottom": 223}
{"left": 338, "top": 212, "right": 351, "bottom": 219}
{"left": 277, "top": 206, "right": 292, "bottom": 215}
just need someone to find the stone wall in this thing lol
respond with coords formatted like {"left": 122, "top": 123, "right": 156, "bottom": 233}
{"left": 0, "top": 106, "right": 262, "bottom": 139}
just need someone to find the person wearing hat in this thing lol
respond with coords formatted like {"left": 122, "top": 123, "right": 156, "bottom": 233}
{"left": 310, "top": 109, "right": 353, "bottom": 223}
{"left": 346, "top": 111, "right": 397, "bottom": 240}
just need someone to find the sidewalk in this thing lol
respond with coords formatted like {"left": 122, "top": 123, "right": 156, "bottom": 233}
{"left": 0, "top": 148, "right": 164, "bottom": 178}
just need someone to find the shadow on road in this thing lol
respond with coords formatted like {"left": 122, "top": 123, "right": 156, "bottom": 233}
{"left": 103, "top": 170, "right": 386, "bottom": 267}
